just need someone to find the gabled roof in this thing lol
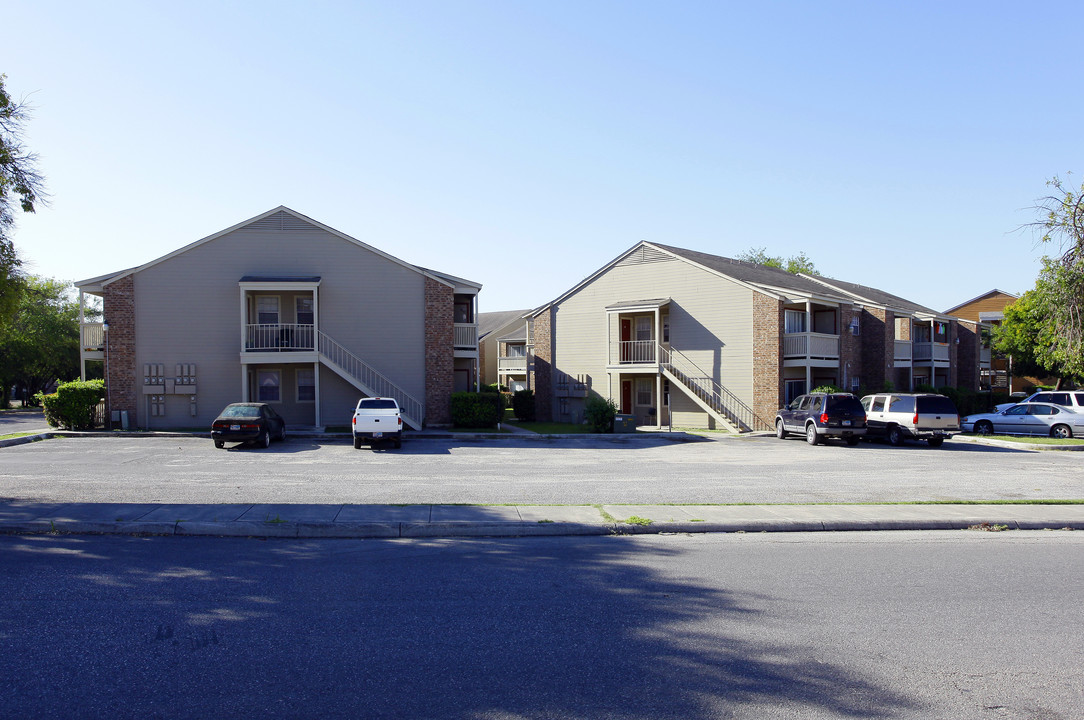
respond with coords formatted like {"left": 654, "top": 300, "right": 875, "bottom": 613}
{"left": 944, "top": 289, "right": 1019, "bottom": 315}
{"left": 478, "top": 309, "right": 531, "bottom": 340}
{"left": 75, "top": 206, "right": 481, "bottom": 292}
{"left": 531, "top": 240, "right": 947, "bottom": 319}
{"left": 799, "top": 274, "right": 944, "bottom": 317}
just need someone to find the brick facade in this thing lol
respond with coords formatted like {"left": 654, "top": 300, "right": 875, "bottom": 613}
{"left": 751, "top": 293, "right": 782, "bottom": 428}
{"left": 859, "top": 307, "right": 891, "bottom": 391}
{"left": 530, "top": 309, "right": 553, "bottom": 422}
{"left": 838, "top": 304, "right": 861, "bottom": 393}
{"left": 955, "top": 320, "right": 980, "bottom": 391}
{"left": 103, "top": 275, "right": 138, "bottom": 428}
{"left": 424, "top": 277, "right": 454, "bottom": 426}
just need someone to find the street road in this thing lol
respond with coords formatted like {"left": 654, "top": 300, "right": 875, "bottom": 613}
{"left": 1, "top": 531, "right": 1080, "bottom": 719}
{"left": 1, "top": 434, "right": 1081, "bottom": 505}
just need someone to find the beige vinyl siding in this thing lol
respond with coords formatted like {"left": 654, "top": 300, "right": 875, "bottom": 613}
{"left": 131, "top": 219, "right": 427, "bottom": 428}
{"left": 551, "top": 255, "right": 755, "bottom": 428}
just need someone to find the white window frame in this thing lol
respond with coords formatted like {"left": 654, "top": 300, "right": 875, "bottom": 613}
{"left": 257, "top": 296, "right": 280, "bottom": 325}
{"left": 662, "top": 314, "right": 670, "bottom": 343}
{"left": 296, "top": 367, "right": 315, "bottom": 403}
{"left": 295, "top": 296, "right": 314, "bottom": 325}
{"left": 635, "top": 316, "right": 652, "bottom": 342}
{"left": 257, "top": 369, "right": 282, "bottom": 403}
{"left": 635, "top": 378, "right": 652, "bottom": 406}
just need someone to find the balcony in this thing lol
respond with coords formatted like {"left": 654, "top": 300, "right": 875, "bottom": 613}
{"left": 498, "top": 356, "right": 527, "bottom": 374}
{"left": 913, "top": 342, "right": 950, "bottom": 364}
{"left": 244, "top": 324, "right": 315, "bottom": 352}
{"left": 609, "top": 340, "right": 657, "bottom": 366}
{"left": 453, "top": 323, "right": 479, "bottom": 351}
{"left": 894, "top": 339, "right": 912, "bottom": 364}
{"left": 783, "top": 332, "right": 839, "bottom": 365}
{"left": 81, "top": 322, "right": 105, "bottom": 351}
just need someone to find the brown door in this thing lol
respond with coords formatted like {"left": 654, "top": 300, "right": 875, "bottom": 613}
{"left": 621, "top": 380, "right": 632, "bottom": 414}
{"left": 620, "top": 319, "right": 632, "bottom": 362}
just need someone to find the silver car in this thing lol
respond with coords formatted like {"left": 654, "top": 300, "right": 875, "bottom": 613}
{"left": 961, "top": 403, "right": 1084, "bottom": 439}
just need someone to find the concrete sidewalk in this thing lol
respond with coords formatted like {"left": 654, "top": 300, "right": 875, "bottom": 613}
{"left": 1, "top": 501, "right": 1081, "bottom": 539}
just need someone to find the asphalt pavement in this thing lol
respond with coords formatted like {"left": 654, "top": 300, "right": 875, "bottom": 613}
{"left": 3, "top": 420, "right": 1082, "bottom": 539}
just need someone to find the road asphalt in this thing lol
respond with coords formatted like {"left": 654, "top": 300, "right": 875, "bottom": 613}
{"left": 3, "top": 423, "right": 1083, "bottom": 539}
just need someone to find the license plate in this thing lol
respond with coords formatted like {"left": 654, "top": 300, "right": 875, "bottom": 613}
{"left": 373, "top": 432, "right": 383, "bottom": 438}
{"left": 842, "top": 420, "right": 851, "bottom": 426}
{"left": 230, "top": 424, "right": 240, "bottom": 431}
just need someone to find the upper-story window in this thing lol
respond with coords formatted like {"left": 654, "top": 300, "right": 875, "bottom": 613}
{"left": 454, "top": 300, "right": 472, "bottom": 324}
{"left": 635, "top": 316, "right": 652, "bottom": 341}
{"left": 296, "top": 297, "right": 314, "bottom": 325}
{"left": 257, "top": 296, "right": 279, "bottom": 325}
{"left": 913, "top": 324, "right": 932, "bottom": 343}
{"left": 662, "top": 315, "right": 670, "bottom": 343}
{"left": 785, "top": 310, "right": 806, "bottom": 334}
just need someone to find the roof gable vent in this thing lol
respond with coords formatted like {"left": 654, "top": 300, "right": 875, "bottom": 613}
{"left": 616, "top": 245, "right": 673, "bottom": 267}
{"left": 241, "top": 211, "right": 321, "bottom": 233}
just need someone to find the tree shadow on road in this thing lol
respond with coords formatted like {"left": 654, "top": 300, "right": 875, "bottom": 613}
{"left": 0, "top": 533, "right": 921, "bottom": 718}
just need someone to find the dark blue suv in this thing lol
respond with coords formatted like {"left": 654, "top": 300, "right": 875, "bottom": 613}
{"left": 775, "top": 393, "right": 867, "bottom": 446}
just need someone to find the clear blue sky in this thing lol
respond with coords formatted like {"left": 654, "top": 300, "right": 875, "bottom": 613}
{"left": 6, "top": 1, "right": 1083, "bottom": 314}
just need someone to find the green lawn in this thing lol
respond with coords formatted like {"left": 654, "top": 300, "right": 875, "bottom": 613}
{"left": 0, "top": 431, "right": 39, "bottom": 440}
{"left": 964, "top": 433, "right": 1084, "bottom": 446}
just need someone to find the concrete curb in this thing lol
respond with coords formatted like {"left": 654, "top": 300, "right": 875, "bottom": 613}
{"left": 2, "top": 517, "right": 1080, "bottom": 540}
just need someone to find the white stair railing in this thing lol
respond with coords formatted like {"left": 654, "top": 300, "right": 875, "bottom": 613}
{"left": 317, "top": 331, "right": 424, "bottom": 426}
{"left": 660, "top": 346, "right": 772, "bottom": 432}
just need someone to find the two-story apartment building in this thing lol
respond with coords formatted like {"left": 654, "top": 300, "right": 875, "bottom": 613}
{"left": 519, "top": 241, "right": 970, "bottom": 431}
{"left": 478, "top": 309, "right": 531, "bottom": 391}
{"left": 75, "top": 207, "right": 480, "bottom": 430}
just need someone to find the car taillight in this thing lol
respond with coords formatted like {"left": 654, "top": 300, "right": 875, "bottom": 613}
{"left": 352, "top": 416, "right": 356, "bottom": 426}
{"left": 820, "top": 413, "right": 828, "bottom": 424}
{"left": 398, "top": 417, "right": 402, "bottom": 427}
{"left": 912, "top": 414, "right": 919, "bottom": 425}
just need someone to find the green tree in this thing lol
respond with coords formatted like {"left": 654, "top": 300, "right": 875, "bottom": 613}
{"left": 1009, "top": 175, "right": 1084, "bottom": 379}
{"left": 737, "top": 247, "right": 818, "bottom": 275}
{"left": 0, "top": 74, "right": 48, "bottom": 325}
{"left": 990, "top": 290, "right": 1069, "bottom": 382}
{"left": 0, "top": 276, "right": 93, "bottom": 407}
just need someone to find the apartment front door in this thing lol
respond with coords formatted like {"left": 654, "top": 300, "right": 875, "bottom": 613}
{"left": 620, "top": 319, "right": 632, "bottom": 362}
{"left": 621, "top": 380, "right": 632, "bottom": 414}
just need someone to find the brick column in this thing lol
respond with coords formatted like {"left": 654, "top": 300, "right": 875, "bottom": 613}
{"left": 103, "top": 275, "right": 138, "bottom": 428}
{"left": 838, "top": 304, "right": 861, "bottom": 393}
{"left": 531, "top": 308, "right": 553, "bottom": 422}
{"left": 859, "top": 307, "right": 889, "bottom": 391}
{"left": 424, "top": 277, "right": 454, "bottom": 426}
{"left": 751, "top": 294, "right": 782, "bottom": 429}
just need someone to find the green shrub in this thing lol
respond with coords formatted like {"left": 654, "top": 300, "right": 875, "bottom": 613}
{"left": 449, "top": 391, "right": 502, "bottom": 428}
{"left": 36, "top": 379, "right": 105, "bottom": 430}
{"left": 584, "top": 396, "right": 617, "bottom": 433}
{"left": 512, "top": 389, "right": 535, "bottom": 421}
{"left": 480, "top": 383, "right": 502, "bottom": 394}
{"left": 811, "top": 384, "right": 843, "bottom": 394}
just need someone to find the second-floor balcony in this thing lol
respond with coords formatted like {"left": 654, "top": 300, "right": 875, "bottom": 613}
{"left": 610, "top": 340, "right": 657, "bottom": 365}
{"left": 783, "top": 332, "right": 839, "bottom": 362}
{"left": 81, "top": 322, "right": 105, "bottom": 351}
{"left": 454, "top": 323, "right": 478, "bottom": 350}
{"left": 244, "top": 323, "right": 315, "bottom": 351}
{"left": 913, "top": 342, "right": 950, "bottom": 363}
{"left": 894, "top": 339, "right": 912, "bottom": 363}
{"left": 498, "top": 356, "right": 528, "bottom": 374}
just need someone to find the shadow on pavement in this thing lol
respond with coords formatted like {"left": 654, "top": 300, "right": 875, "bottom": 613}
{"left": 0, "top": 533, "right": 922, "bottom": 718}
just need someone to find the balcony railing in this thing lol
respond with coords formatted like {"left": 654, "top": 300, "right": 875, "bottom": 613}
{"left": 609, "top": 340, "right": 657, "bottom": 365}
{"left": 783, "top": 332, "right": 839, "bottom": 360}
{"left": 244, "top": 324, "right": 315, "bottom": 351}
{"left": 913, "top": 342, "right": 950, "bottom": 362}
{"left": 980, "top": 347, "right": 992, "bottom": 366}
{"left": 498, "top": 356, "right": 527, "bottom": 374}
{"left": 894, "top": 339, "right": 912, "bottom": 361}
{"left": 454, "top": 323, "right": 478, "bottom": 349}
{"left": 81, "top": 323, "right": 105, "bottom": 350}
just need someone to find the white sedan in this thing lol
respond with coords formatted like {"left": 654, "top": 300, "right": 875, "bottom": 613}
{"left": 961, "top": 403, "right": 1084, "bottom": 439}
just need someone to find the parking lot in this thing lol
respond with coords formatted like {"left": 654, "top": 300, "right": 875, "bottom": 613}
{"left": 1, "top": 433, "right": 1080, "bottom": 506}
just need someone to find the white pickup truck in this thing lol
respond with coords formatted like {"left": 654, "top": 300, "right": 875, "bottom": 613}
{"left": 352, "top": 397, "right": 403, "bottom": 449}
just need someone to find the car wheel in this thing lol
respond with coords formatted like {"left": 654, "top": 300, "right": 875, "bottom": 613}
{"left": 1050, "top": 424, "right": 1073, "bottom": 440}
{"left": 278, "top": 425, "right": 287, "bottom": 441}
{"left": 887, "top": 425, "right": 904, "bottom": 446}
{"left": 845, "top": 436, "right": 860, "bottom": 446}
{"left": 394, "top": 439, "right": 402, "bottom": 449}
{"left": 927, "top": 437, "right": 944, "bottom": 448}
{"left": 353, "top": 435, "right": 363, "bottom": 449}
{"left": 805, "top": 423, "right": 820, "bottom": 445}
{"left": 214, "top": 440, "right": 224, "bottom": 449}
{"left": 259, "top": 430, "right": 271, "bottom": 449}
{"left": 775, "top": 419, "right": 787, "bottom": 439}
{"left": 974, "top": 420, "right": 994, "bottom": 436}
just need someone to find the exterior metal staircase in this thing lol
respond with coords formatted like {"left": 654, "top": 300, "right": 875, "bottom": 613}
{"left": 317, "top": 331, "right": 424, "bottom": 429}
{"left": 659, "top": 346, "right": 772, "bottom": 433}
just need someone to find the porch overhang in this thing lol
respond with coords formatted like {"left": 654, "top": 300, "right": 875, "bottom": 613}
{"left": 605, "top": 298, "right": 671, "bottom": 313}
{"left": 239, "top": 276, "right": 322, "bottom": 291}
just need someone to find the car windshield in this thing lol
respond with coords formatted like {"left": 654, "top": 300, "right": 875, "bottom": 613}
{"left": 916, "top": 396, "right": 957, "bottom": 414}
{"left": 220, "top": 405, "right": 260, "bottom": 418}
{"left": 359, "top": 399, "right": 397, "bottom": 409}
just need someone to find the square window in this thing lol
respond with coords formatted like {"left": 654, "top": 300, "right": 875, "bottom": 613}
{"left": 257, "top": 296, "right": 279, "bottom": 325}
{"left": 636, "top": 378, "right": 652, "bottom": 406}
